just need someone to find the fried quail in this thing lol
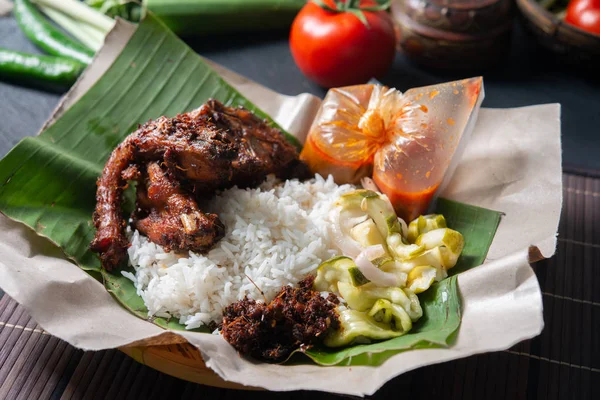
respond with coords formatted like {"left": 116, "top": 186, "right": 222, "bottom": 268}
{"left": 91, "top": 99, "right": 309, "bottom": 270}
{"left": 132, "top": 161, "right": 225, "bottom": 254}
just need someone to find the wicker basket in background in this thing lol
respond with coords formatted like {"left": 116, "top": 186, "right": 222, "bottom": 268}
{"left": 516, "top": 0, "right": 600, "bottom": 66}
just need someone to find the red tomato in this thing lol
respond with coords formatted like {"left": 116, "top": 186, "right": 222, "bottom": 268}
{"left": 289, "top": 0, "right": 397, "bottom": 88}
{"left": 566, "top": 0, "right": 600, "bottom": 35}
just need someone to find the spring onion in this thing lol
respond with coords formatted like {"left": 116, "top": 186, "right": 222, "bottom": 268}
{"left": 37, "top": 5, "right": 106, "bottom": 51}
{"left": 33, "top": 0, "right": 115, "bottom": 33}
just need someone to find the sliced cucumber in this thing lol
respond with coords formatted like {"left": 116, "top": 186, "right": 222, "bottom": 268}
{"left": 313, "top": 256, "right": 355, "bottom": 292}
{"left": 313, "top": 256, "right": 370, "bottom": 292}
{"left": 386, "top": 232, "right": 426, "bottom": 260}
{"left": 338, "top": 282, "right": 423, "bottom": 321}
{"left": 415, "top": 228, "right": 462, "bottom": 252}
{"left": 399, "top": 247, "right": 447, "bottom": 281}
{"left": 407, "top": 214, "right": 447, "bottom": 243}
{"left": 350, "top": 218, "right": 387, "bottom": 249}
{"left": 406, "top": 265, "right": 437, "bottom": 294}
{"left": 415, "top": 228, "right": 464, "bottom": 269}
{"left": 324, "top": 309, "right": 405, "bottom": 347}
{"left": 338, "top": 189, "right": 402, "bottom": 238}
{"left": 348, "top": 266, "right": 370, "bottom": 287}
{"left": 368, "top": 298, "right": 413, "bottom": 333}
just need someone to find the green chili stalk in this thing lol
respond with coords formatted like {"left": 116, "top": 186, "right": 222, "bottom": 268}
{"left": 0, "top": 48, "right": 85, "bottom": 90}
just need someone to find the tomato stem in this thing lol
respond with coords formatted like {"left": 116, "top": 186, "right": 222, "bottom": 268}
{"left": 311, "top": 0, "right": 340, "bottom": 12}
{"left": 311, "top": 0, "right": 392, "bottom": 27}
{"left": 312, "top": 0, "right": 392, "bottom": 13}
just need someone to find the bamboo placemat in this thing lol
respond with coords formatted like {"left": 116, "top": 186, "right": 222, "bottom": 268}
{"left": 0, "top": 172, "right": 597, "bottom": 399}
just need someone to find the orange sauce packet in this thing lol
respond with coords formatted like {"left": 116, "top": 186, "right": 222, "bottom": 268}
{"left": 300, "top": 78, "right": 484, "bottom": 221}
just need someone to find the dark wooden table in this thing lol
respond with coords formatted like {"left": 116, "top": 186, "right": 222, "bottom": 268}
{"left": 0, "top": 11, "right": 599, "bottom": 400}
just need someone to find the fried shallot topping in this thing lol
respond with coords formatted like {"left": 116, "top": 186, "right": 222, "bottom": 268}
{"left": 221, "top": 276, "right": 340, "bottom": 362}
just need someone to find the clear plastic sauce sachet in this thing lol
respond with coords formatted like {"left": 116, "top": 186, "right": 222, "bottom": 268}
{"left": 300, "top": 78, "right": 484, "bottom": 222}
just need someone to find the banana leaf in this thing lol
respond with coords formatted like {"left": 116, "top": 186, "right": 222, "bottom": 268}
{"left": 0, "top": 14, "right": 501, "bottom": 365}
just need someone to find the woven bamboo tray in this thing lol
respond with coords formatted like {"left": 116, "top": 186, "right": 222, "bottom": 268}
{"left": 120, "top": 344, "right": 259, "bottom": 390}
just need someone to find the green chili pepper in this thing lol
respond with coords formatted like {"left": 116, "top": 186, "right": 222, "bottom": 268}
{"left": 0, "top": 48, "right": 85, "bottom": 90}
{"left": 13, "top": 0, "right": 94, "bottom": 65}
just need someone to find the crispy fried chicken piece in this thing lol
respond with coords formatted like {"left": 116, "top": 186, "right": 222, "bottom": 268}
{"left": 221, "top": 276, "right": 340, "bottom": 362}
{"left": 91, "top": 99, "right": 309, "bottom": 270}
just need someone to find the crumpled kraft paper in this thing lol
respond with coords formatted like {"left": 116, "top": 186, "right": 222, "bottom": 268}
{"left": 0, "top": 20, "right": 561, "bottom": 396}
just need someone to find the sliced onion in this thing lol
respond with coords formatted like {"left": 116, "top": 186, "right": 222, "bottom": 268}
{"left": 345, "top": 214, "right": 369, "bottom": 229}
{"left": 397, "top": 217, "right": 408, "bottom": 238}
{"left": 355, "top": 245, "right": 400, "bottom": 287}
{"left": 360, "top": 177, "right": 380, "bottom": 192}
{"left": 362, "top": 244, "right": 386, "bottom": 259}
{"left": 329, "top": 207, "right": 362, "bottom": 258}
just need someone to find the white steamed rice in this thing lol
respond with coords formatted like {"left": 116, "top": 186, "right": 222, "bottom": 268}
{"left": 124, "top": 174, "right": 354, "bottom": 329}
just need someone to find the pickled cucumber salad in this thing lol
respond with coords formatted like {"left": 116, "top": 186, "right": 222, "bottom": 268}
{"left": 315, "top": 189, "right": 464, "bottom": 347}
